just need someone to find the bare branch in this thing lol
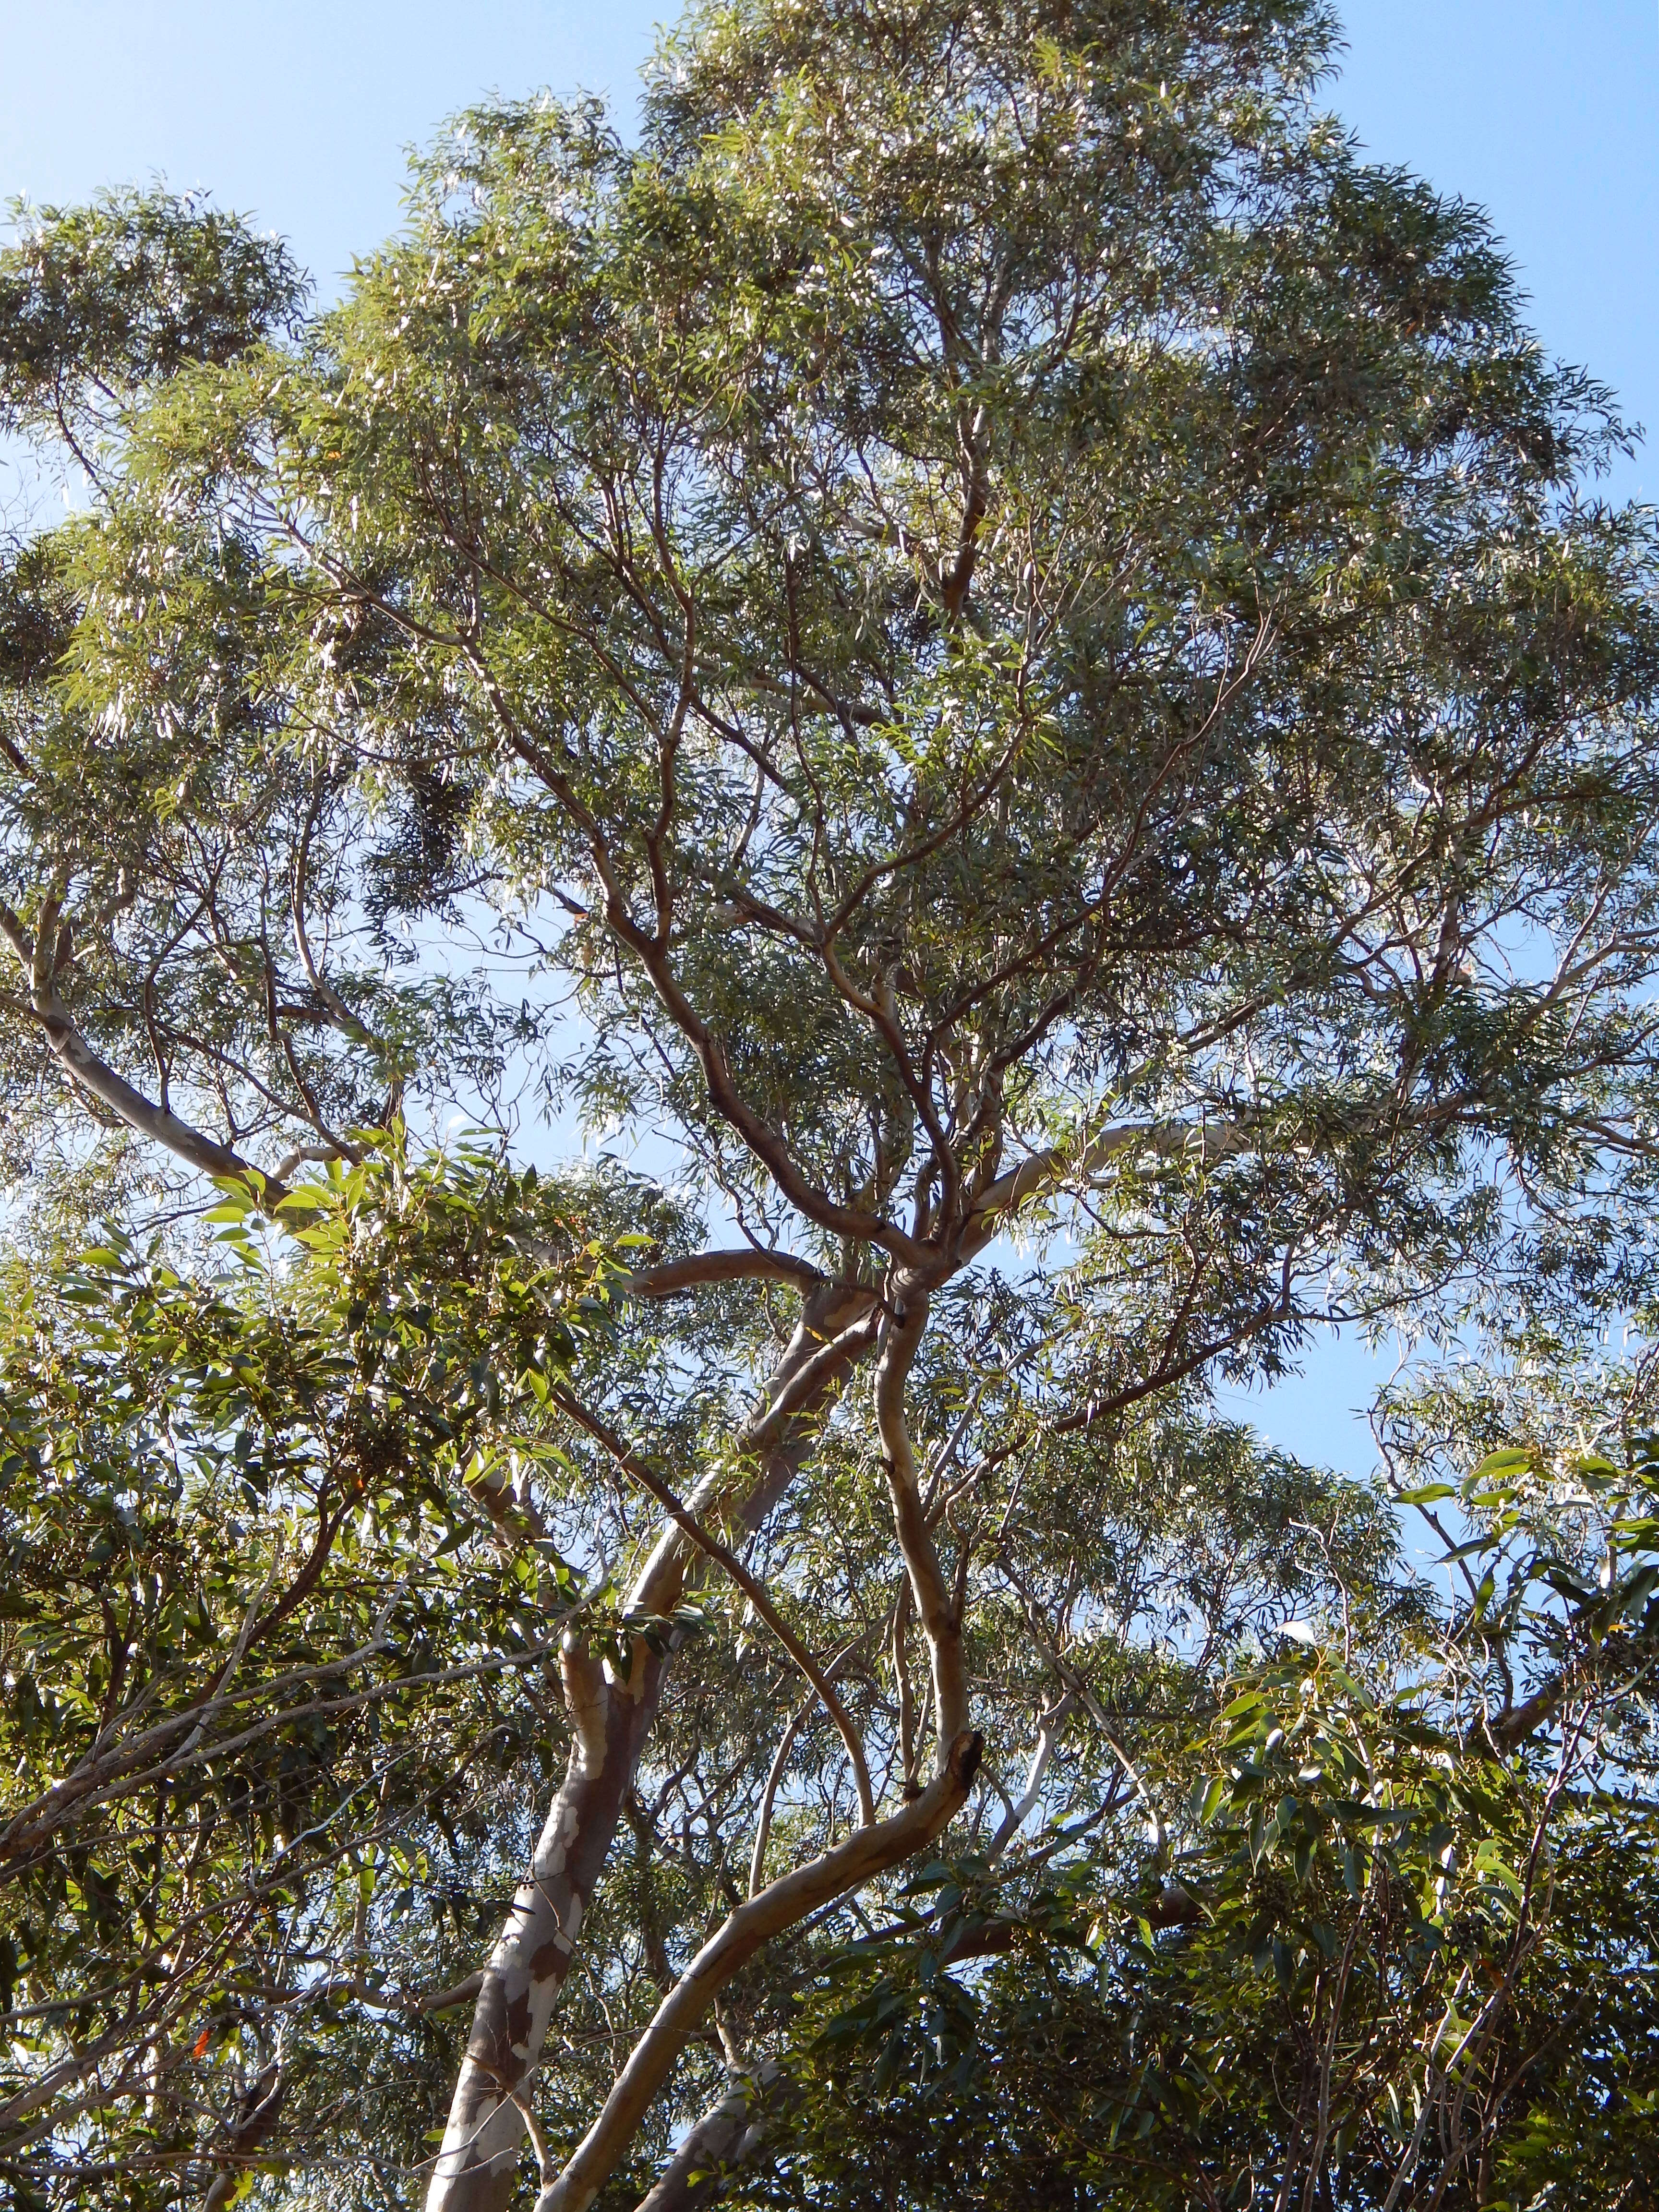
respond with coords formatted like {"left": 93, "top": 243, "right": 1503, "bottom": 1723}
{"left": 631, "top": 2060, "right": 788, "bottom": 2212}
{"left": 873, "top": 1293, "right": 967, "bottom": 1761}
{"left": 623, "top": 1249, "right": 824, "bottom": 1298}
{"left": 748, "top": 1635, "right": 867, "bottom": 1898}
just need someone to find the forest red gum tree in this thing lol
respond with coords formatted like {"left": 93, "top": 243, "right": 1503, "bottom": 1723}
{"left": 4, "top": 2, "right": 1659, "bottom": 2207}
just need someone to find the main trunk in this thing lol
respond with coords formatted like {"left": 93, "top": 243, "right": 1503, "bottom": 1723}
{"left": 424, "top": 1639, "right": 665, "bottom": 2212}
{"left": 424, "top": 1285, "right": 872, "bottom": 2212}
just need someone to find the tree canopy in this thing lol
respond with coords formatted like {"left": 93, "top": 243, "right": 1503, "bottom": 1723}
{"left": 2, "top": 2, "right": 1659, "bottom": 2208}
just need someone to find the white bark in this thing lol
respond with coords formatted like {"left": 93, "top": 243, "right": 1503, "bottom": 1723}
{"left": 423, "top": 1286, "right": 874, "bottom": 2212}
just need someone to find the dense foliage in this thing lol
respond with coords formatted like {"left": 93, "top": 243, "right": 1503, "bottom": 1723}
{"left": 2, "top": 1, "right": 1658, "bottom": 2207}
{"left": 768, "top": 1454, "right": 1659, "bottom": 2211}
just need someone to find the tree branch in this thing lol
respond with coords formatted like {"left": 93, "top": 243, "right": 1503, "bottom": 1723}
{"left": 425, "top": 1286, "right": 878, "bottom": 2212}
{"left": 534, "top": 1731, "right": 984, "bottom": 2212}
{"left": 623, "top": 1249, "right": 824, "bottom": 1298}
{"left": 988, "top": 1693, "right": 1075, "bottom": 1861}
{"left": 873, "top": 1292, "right": 967, "bottom": 1762}
{"left": 631, "top": 2060, "right": 789, "bottom": 2212}
{"left": 0, "top": 892, "right": 273, "bottom": 1195}
{"left": 748, "top": 1635, "right": 867, "bottom": 1898}
{"left": 551, "top": 1385, "right": 876, "bottom": 1828}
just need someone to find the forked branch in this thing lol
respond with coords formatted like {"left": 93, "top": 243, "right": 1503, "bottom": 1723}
{"left": 551, "top": 1385, "right": 875, "bottom": 1827}
{"left": 0, "top": 892, "right": 272, "bottom": 1195}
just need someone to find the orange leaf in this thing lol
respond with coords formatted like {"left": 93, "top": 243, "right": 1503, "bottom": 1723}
{"left": 192, "top": 2029, "right": 211, "bottom": 2059}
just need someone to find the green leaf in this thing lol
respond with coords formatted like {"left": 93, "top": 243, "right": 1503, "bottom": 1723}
{"left": 1470, "top": 1449, "right": 1531, "bottom": 1485}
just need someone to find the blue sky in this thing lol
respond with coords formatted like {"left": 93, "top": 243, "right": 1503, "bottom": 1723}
{"left": 2, "top": 1, "right": 1653, "bottom": 1470}
{"left": 3, "top": 0, "right": 1652, "bottom": 498}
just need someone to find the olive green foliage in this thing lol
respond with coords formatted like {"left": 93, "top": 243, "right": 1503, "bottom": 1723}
{"left": 0, "top": 187, "right": 306, "bottom": 466}
{"left": 0, "top": 1177, "right": 1427, "bottom": 2210}
{"left": 0, "top": 1142, "right": 659, "bottom": 2205}
{"left": 2, "top": 0, "right": 1659, "bottom": 2207}
{"left": 763, "top": 1449, "right": 1659, "bottom": 2210}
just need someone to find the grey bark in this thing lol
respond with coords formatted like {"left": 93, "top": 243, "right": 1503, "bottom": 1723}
{"left": 0, "top": 893, "right": 266, "bottom": 1189}
{"left": 424, "top": 1285, "right": 873, "bottom": 2212}
{"left": 630, "top": 2061, "right": 784, "bottom": 2212}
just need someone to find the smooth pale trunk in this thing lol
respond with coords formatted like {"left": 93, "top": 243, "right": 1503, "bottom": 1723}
{"left": 424, "top": 1638, "right": 664, "bottom": 2211}
{"left": 424, "top": 1287, "right": 871, "bottom": 2212}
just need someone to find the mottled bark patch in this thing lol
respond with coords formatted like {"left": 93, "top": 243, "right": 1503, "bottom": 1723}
{"left": 529, "top": 1935, "right": 568, "bottom": 1979}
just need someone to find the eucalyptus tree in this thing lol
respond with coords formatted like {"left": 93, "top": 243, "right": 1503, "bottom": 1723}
{"left": 4, "top": 0, "right": 1659, "bottom": 2206}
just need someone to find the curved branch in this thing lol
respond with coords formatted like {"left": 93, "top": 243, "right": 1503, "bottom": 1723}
{"left": 988, "top": 1693, "right": 1075, "bottom": 1861}
{"left": 873, "top": 1293, "right": 967, "bottom": 1761}
{"left": 748, "top": 1635, "right": 866, "bottom": 1898}
{"left": 535, "top": 1731, "right": 984, "bottom": 2212}
{"left": 623, "top": 1248, "right": 824, "bottom": 1298}
{"left": 632, "top": 2060, "right": 789, "bottom": 2212}
{"left": 0, "top": 893, "right": 275, "bottom": 1197}
{"left": 425, "top": 1286, "right": 876, "bottom": 2212}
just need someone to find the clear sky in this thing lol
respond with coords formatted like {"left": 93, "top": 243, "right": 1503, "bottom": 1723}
{"left": 2, "top": 0, "right": 1652, "bottom": 500}
{"left": 2, "top": 0, "right": 1653, "bottom": 1468}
